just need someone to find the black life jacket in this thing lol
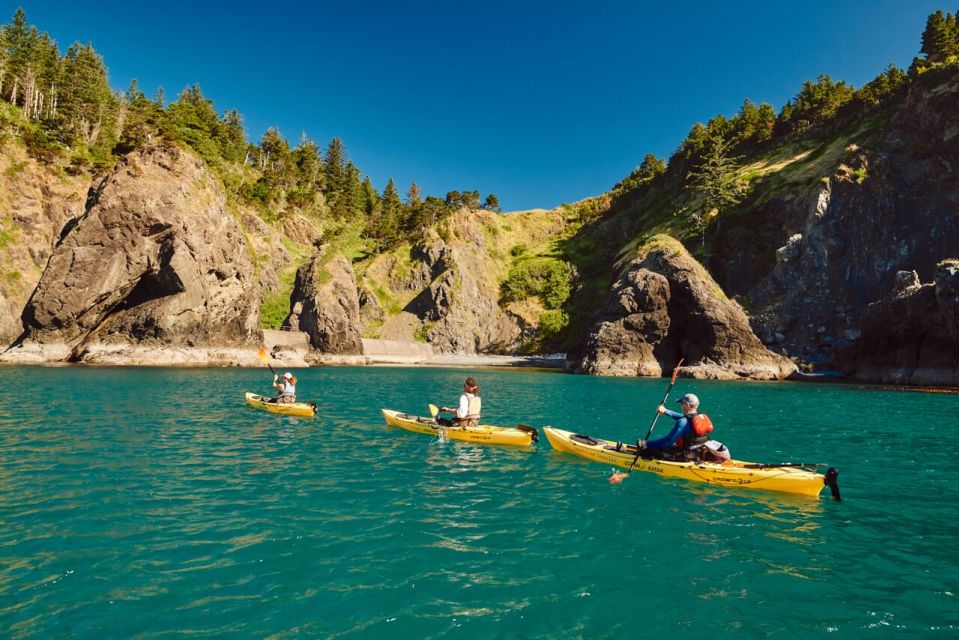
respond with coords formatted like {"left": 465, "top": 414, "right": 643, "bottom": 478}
{"left": 676, "top": 413, "right": 714, "bottom": 450}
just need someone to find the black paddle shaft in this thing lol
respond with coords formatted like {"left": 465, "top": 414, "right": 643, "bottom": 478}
{"left": 626, "top": 360, "right": 684, "bottom": 474}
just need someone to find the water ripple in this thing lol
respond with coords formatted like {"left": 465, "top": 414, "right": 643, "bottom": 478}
{"left": 0, "top": 366, "right": 957, "bottom": 637}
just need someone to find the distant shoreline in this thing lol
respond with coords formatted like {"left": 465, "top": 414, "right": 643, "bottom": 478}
{"left": 2, "top": 349, "right": 956, "bottom": 392}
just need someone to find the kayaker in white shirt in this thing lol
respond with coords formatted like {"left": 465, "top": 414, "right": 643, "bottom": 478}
{"left": 440, "top": 377, "right": 482, "bottom": 426}
{"left": 272, "top": 372, "right": 297, "bottom": 403}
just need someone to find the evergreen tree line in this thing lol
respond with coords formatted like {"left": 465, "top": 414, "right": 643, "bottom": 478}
{"left": 0, "top": 8, "right": 500, "bottom": 251}
{"left": 612, "top": 7, "right": 959, "bottom": 240}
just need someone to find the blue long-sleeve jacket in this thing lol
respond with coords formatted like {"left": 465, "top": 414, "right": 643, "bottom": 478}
{"left": 646, "top": 409, "right": 695, "bottom": 450}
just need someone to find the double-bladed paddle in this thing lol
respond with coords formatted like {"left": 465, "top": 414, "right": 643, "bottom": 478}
{"left": 609, "top": 358, "right": 684, "bottom": 484}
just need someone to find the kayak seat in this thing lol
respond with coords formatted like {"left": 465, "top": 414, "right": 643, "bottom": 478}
{"left": 570, "top": 433, "right": 600, "bottom": 446}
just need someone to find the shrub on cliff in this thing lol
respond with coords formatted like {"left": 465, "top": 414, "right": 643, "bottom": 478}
{"left": 500, "top": 256, "right": 574, "bottom": 309}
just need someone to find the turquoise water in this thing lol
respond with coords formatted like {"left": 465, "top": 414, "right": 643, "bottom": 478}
{"left": 0, "top": 365, "right": 956, "bottom": 638}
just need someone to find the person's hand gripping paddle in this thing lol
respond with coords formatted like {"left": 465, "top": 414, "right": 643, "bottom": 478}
{"left": 610, "top": 359, "right": 684, "bottom": 484}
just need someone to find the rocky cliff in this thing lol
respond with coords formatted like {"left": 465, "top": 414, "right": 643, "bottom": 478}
{"left": 284, "top": 248, "right": 364, "bottom": 354}
{"left": 2, "top": 143, "right": 261, "bottom": 364}
{"left": 714, "top": 66, "right": 959, "bottom": 372}
{"left": 837, "top": 262, "right": 959, "bottom": 385}
{"left": 357, "top": 209, "right": 569, "bottom": 354}
{"left": 569, "top": 236, "right": 796, "bottom": 380}
{"left": 0, "top": 146, "right": 89, "bottom": 346}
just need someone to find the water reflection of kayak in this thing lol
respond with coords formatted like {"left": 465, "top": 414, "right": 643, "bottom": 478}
{"left": 544, "top": 427, "right": 839, "bottom": 498}
{"left": 382, "top": 409, "right": 537, "bottom": 447}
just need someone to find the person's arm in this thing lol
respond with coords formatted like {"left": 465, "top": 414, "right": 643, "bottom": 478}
{"left": 645, "top": 418, "right": 687, "bottom": 449}
{"left": 273, "top": 376, "right": 282, "bottom": 391}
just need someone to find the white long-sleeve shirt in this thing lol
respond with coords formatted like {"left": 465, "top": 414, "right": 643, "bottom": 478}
{"left": 456, "top": 393, "right": 480, "bottom": 418}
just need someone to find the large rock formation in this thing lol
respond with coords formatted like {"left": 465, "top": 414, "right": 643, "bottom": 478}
{"left": 0, "top": 148, "right": 89, "bottom": 346}
{"left": 3, "top": 143, "right": 260, "bottom": 364}
{"left": 362, "top": 210, "right": 527, "bottom": 354}
{"left": 838, "top": 261, "right": 959, "bottom": 385}
{"left": 714, "top": 66, "right": 959, "bottom": 370}
{"left": 284, "top": 248, "right": 363, "bottom": 354}
{"left": 570, "top": 235, "right": 796, "bottom": 380}
{"left": 413, "top": 216, "right": 523, "bottom": 353}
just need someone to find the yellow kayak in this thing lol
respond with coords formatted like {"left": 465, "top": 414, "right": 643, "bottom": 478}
{"left": 382, "top": 409, "right": 538, "bottom": 447}
{"left": 245, "top": 392, "right": 317, "bottom": 417}
{"left": 544, "top": 427, "right": 839, "bottom": 498}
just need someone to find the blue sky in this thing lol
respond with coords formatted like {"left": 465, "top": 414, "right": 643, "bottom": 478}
{"left": 13, "top": 1, "right": 944, "bottom": 210}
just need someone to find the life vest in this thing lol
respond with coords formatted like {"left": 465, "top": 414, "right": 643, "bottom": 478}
{"left": 676, "top": 413, "right": 713, "bottom": 449}
{"left": 277, "top": 382, "right": 296, "bottom": 402}
{"left": 456, "top": 394, "right": 482, "bottom": 425}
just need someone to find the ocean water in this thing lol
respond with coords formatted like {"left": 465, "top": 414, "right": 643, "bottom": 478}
{"left": 0, "top": 365, "right": 956, "bottom": 638}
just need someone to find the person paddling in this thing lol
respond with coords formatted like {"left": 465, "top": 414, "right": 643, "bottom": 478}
{"left": 272, "top": 372, "right": 297, "bottom": 403}
{"left": 637, "top": 392, "right": 714, "bottom": 461}
{"left": 439, "top": 377, "right": 482, "bottom": 426}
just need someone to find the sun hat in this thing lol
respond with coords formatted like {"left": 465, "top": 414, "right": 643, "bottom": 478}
{"left": 283, "top": 372, "right": 293, "bottom": 380}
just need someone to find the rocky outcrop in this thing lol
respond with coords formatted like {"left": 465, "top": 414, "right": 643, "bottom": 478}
{"left": 715, "top": 66, "right": 959, "bottom": 373}
{"left": 839, "top": 260, "right": 959, "bottom": 385}
{"left": 570, "top": 236, "right": 796, "bottom": 380}
{"left": 0, "top": 148, "right": 89, "bottom": 346}
{"left": 284, "top": 248, "right": 363, "bottom": 354}
{"left": 3, "top": 143, "right": 259, "bottom": 364}
{"left": 408, "top": 214, "right": 523, "bottom": 353}
{"left": 360, "top": 210, "right": 528, "bottom": 353}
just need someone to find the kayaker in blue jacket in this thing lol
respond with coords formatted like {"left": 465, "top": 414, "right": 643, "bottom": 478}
{"left": 638, "top": 393, "right": 713, "bottom": 459}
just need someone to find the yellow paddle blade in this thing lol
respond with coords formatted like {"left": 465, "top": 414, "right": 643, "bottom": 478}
{"left": 428, "top": 403, "right": 439, "bottom": 418}
{"left": 609, "top": 471, "right": 629, "bottom": 484}
{"left": 257, "top": 346, "right": 268, "bottom": 364}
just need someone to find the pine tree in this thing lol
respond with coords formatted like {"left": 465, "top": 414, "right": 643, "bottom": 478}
{"left": 291, "top": 138, "right": 321, "bottom": 194}
{"left": 406, "top": 181, "right": 421, "bottom": 207}
{"left": 756, "top": 103, "right": 776, "bottom": 141}
{"left": 342, "top": 162, "right": 363, "bottom": 218}
{"left": 257, "top": 127, "right": 291, "bottom": 195}
{"left": 943, "top": 12, "right": 959, "bottom": 58}
{"left": 361, "top": 176, "right": 379, "bottom": 216}
{"left": 58, "top": 42, "right": 114, "bottom": 150}
{"left": 323, "top": 137, "right": 347, "bottom": 217}
{"left": 219, "top": 108, "right": 246, "bottom": 163}
{"left": 3, "top": 8, "right": 33, "bottom": 102}
{"left": 463, "top": 190, "right": 480, "bottom": 209}
{"left": 614, "top": 153, "right": 665, "bottom": 194}
{"left": 686, "top": 134, "right": 742, "bottom": 244}
{"left": 125, "top": 78, "right": 143, "bottom": 103}
{"left": 380, "top": 177, "right": 402, "bottom": 229}
{"left": 922, "top": 10, "right": 949, "bottom": 62}
{"left": 483, "top": 194, "right": 500, "bottom": 211}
